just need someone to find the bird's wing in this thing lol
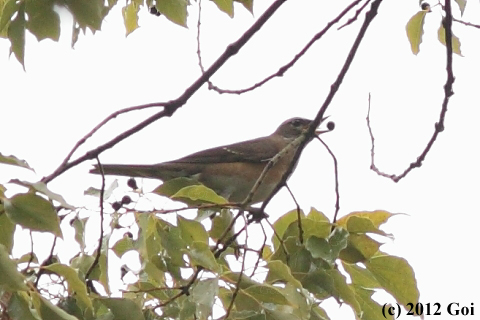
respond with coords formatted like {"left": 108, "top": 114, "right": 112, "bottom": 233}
{"left": 171, "top": 136, "right": 280, "bottom": 164}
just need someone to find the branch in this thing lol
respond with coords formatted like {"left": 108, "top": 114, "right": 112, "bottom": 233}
{"left": 316, "top": 136, "right": 340, "bottom": 223}
{"left": 453, "top": 17, "right": 480, "bottom": 29}
{"left": 197, "top": 0, "right": 363, "bottom": 95}
{"left": 338, "top": 0, "right": 371, "bottom": 30}
{"left": 368, "top": 1, "right": 454, "bottom": 182}
{"left": 285, "top": 184, "right": 304, "bottom": 244}
{"left": 260, "top": 0, "right": 383, "bottom": 212}
{"left": 85, "top": 158, "right": 105, "bottom": 280}
{"left": 41, "top": 0, "right": 289, "bottom": 184}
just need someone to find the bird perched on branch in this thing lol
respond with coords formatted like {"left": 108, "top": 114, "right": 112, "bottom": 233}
{"left": 90, "top": 117, "right": 331, "bottom": 204}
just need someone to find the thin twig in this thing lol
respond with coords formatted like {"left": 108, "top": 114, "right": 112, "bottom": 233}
{"left": 200, "top": 0, "right": 363, "bottom": 95}
{"left": 315, "top": 136, "right": 340, "bottom": 222}
{"left": 41, "top": 0, "right": 289, "bottom": 184}
{"left": 260, "top": 0, "right": 383, "bottom": 213}
{"left": 49, "top": 103, "right": 166, "bottom": 177}
{"left": 285, "top": 184, "right": 303, "bottom": 244}
{"left": 367, "top": 0, "right": 454, "bottom": 182}
{"left": 338, "top": 0, "right": 371, "bottom": 30}
{"left": 85, "top": 158, "right": 105, "bottom": 280}
{"left": 250, "top": 223, "right": 267, "bottom": 277}
{"left": 22, "top": 231, "right": 34, "bottom": 274}
{"left": 366, "top": 94, "right": 397, "bottom": 180}
{"left": 453, "top": 17, "right": 480, "bottom": 29}
{"left": 223, "top": 215, "right": 248, "bottom": 320}
{"left": 35, "top": 236, "right": 57, "bottom": 287}
{"left": 196, "top": 0, "right": 206, "bottom": 73}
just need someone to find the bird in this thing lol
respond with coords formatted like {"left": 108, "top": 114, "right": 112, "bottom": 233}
{"left": 90, "top": 117, "right": 330, "bottom": 204}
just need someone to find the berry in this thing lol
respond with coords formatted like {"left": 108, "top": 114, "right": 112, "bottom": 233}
{"left": 127, "top": 178, "right": 138, "bottom": 190}
{"left": 112, "top": 202, "right": 122, "bottom": 211}
{"left": 327, "top": 121, "right": 335, "bottom": 131}
{"left": 121, "top": 195, "right": 132, "bottom": 205}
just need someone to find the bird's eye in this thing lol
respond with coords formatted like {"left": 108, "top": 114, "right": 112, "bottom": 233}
{"left": 291, "top": 119, "right": 302, "bottom": 127}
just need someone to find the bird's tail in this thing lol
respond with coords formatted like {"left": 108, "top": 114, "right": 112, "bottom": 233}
{"left": 90, "top": 164, "right": 167, "bottom": 179}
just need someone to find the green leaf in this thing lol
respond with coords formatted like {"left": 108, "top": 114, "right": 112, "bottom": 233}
{"left": 172, "top": 185, "right": 228, "bottom": 205}
{"left": 0, "top": 0, "right": 19, "bottom": 35}
{"left": 57, "top": 296, "right": 86, "bottom": 320}
{"left": 177, "top": 215, "right": 209, "bottom": 245}
{"left": 211, "top": 0, "right": 234, "bottom": 17}
{"left": 65, "top": 0, "right": 104, "bottom": 31}
{"left": 223, "top": 271, "right": 261, "bottom": 289}
{"left": 25, "top": 0, "right": 60, "bottom": 41}
{"left": 305, "top": 236, "right": 331, "bottom": 261}
{"left": 157, "top": 224, "right": 187, "bottom": 267}
{"left": 272, "top": 209, "right": 305, "bottom": 250}
{"left": 245, "top": 284, "right": 291, "bottom": 305}
{"left": 327, "top": 227, "right": 349, "bottom": 260}
{"left": 96, "top": 253, "right": 110, "bottom": 294}
{"left": 455, "top": 0, "right": 466, "bottom": 15}
{"left": 310, "top": 305, "right": 330, "bottom": 320}
{"left": 352, "top": 286, "right": 394, "bottom": 320}
{"left": 10, "top": 179, "right": 75, "bottom": 210}
{"left": 7, "top": 2, "right": 25, "bottom": 67}
{"left": 0, "top": 213, "right": 15, "bottom": 253}
{"left": 345, "top": 216, "right": 388, "bottom": 236}
{"left": 339, "top": 234, "right": 381, "bottom": 263}
{"left": 142, "top": 261, "right": 166, "bottom": 286}
{"left": 406, "top": 10, "right": 427, "bottom": 55}
{"left": 122, "top": 1, "right": 139, "bottom": 36}
{"left": 265, "top": 260, "right": 303, "bottom": 289}
{"left": 0, "top": 153, "right": 33, "bottom": 171}
{"left": 342, "top": 262, "right": 380, "bottom": 288}
{"left": 153, "top": 177, "right": 200, "bottom": 197}
{"left": 112, "top": 235, "right": 134, "bottom": 257}
{"left": 15, "top": 252, "right": 38, "bottom": 264}
{"left": 0, "top": 244, "right": 27, "bottom": 291}
{"left": 192, "top": 278, "right": 218, "bottom": 319}
{"left": 71, "top": 217, "right": 87, "bottom": 251}
{"left": 336, "top": 210, "right": 394, "bottom": 230}
{"left": 32, "top": 291, "right": 79, "bottom": 320}
{"left": 438, "top": 22, "right": 463, "bottom": 56}
{"left": 155, "top": 0, "right": 188, "bottom": 27}
{"left": 210, "top": 209, "right": 235, "bottom": 242}
{"left": 303, "top": 269, "right": 360, "bottom": 315}
{"left": 365, "top": 254, "right": 419, "bottom": 308}
{"left": 99, "top": 298, "right": 144, "bottom": 320}
{"left": 4, "top": 193, "right": 62, "bottom": 238}
{"left": 234, "top": 0, "right": 253, "bottom": 13}
{"left": 307, "top": 207, "right": 329, "bottom": 222}
{"left": 7, "top": 292, "right": 38, "bottom": 320}
{"left": 84, "top": 179, "right": 119, "bottom": 200}
{"left": 235, "top": 291, "right": 262, "bottom": 312}
{"left": 186, "top": 241, "right": 219, "bottom": 272}
{"left": 43, "top": 263, "right": 93, "bottom": 310}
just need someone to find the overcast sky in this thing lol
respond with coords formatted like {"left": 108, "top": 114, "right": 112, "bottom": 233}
{"left": 1, "top": 0, "right": 480, "bottom": 318}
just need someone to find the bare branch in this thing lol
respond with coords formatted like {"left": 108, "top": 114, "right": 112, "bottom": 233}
{"left": 285, "top": 184, "right": 304, "bottom": 244}
{"left": 41, "top": 0, "right": 289, "bottom": 184}
{"left": 260, "top": 0, "right": 383, "bottom": 212}
{"left": 368, "top": 1, "right": 454, "bottom": 182}
{"left": 85, "top": 157, "right": 105, "bottom": 280}
{"left": 453, "top": 17, "right": 480, "bottom": 29}
{"left": 316, "top": 136, "right": 340, "bottom": 223}
{"left": 197, "top": 0, "right": 363, "bottom": 94}
{"left": 338, "top": 0, "right": 371, "bottom": 30}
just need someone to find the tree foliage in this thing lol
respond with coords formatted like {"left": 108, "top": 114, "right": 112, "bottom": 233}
{"left": 0, "top": 0, "right": 475, "bottom": 319}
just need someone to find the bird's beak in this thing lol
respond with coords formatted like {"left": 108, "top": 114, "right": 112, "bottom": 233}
{"left": 315, "top": 129, "right": 329, "bottom": 135}
{"left": 314, "top": 116, "right": 332, "bottom": 135}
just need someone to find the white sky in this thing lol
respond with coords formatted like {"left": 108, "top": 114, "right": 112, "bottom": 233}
{"left": 1, "top": 0, "right": 480, "bottom": 319}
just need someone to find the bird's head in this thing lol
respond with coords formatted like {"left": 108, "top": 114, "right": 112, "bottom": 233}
{"left": 275, "top": 117, "right": 331, "bottom": 140}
